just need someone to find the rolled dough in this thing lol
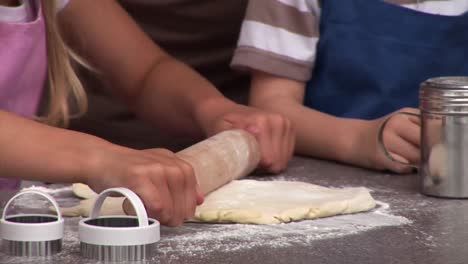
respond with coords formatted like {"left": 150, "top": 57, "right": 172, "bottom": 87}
{"left": 72, "top": 183, "right": 97, "bottom": 199}
{"left": 56, "top": 183, "right": 125, "bottom": 217}
{"left": 194, "top": 180, "right": 376, "bottom": 224}
{"left": 60, "top": 180, "right": 376, "bottom": 224}
{"left": 58, "top": 196, "right": 125, "bottom": 217}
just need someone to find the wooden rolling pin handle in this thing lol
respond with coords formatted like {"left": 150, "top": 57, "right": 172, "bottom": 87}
{"left": 176, "top": 129, "right": 261, "bottom": 195}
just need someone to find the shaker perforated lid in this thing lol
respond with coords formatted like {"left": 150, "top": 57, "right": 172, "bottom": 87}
{"left": 79, "top": 187, "right": 160, "bottom": 262}
{"left": 420, "top": 76, "right": 468, "bottom": 114}
{"left": 0, "top": 190, "right": 64, "bottom": 257}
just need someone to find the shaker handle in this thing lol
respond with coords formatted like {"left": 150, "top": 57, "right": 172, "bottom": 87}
{"left": 2, "top": 190, "right": 62, "bottom": 220}
{"left": 90, "top": 188, "right": 148, "bottom": 227}
{"left": 377, "top": 111, "right": 420, "bottom": 169}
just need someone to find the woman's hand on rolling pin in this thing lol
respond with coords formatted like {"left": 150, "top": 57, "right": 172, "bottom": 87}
{"left": 200, "top": 101, "right": 295, "bottom": 173}
{"left": 363, "top": 107, "right": 421, "bottom": 173}
{"left": 84, "top": 146, "right": 203, "bottom": 226}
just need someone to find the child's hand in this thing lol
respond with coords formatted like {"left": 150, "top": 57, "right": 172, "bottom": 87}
{"left": 364, "top": 107, "right": 420, "bottom": 173}
{"left": 200, "top": 101, "right": 295, "bottom": 173}
{"left": 84, "top": 146, "right": 203, "bottom": 226}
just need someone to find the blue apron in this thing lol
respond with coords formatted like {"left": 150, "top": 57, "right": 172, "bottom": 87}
{"left": 304, "top": 0, "right": 468, "bottom": 119}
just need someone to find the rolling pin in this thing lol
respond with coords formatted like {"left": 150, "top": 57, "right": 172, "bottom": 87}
{"left": 177, "top": 129, "right": 261, "bottom": 195}
{"left": 59, "top": 129, "right": 261, "bottom": 217}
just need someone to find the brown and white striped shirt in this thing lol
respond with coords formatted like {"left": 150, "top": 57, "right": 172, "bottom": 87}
{"left": 231, "top": 0, "right": 468, "bottom": 82}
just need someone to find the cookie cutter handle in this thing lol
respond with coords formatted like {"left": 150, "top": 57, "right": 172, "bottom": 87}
{"left": 377, "top": 111, "right": 420, "bottom": 169}
{"left": 90, "top": 188, "right": 148, "bottom": 227}
{"left": 2, "top": 190, "right": 62, "bottom": 220}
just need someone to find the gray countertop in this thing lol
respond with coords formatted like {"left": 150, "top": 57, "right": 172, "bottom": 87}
{"left": 1, "top": 156, "right": 467, "bottom": 264}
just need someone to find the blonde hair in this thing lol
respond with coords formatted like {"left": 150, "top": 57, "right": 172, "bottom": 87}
{"left": 40, "top": 0, "right": 88, "bottom": 127}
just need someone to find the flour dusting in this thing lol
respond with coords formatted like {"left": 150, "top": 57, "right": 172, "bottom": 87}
{"left": 21, "top": 185, "right": 72, "bottom": 194}
{"left": 1, "top": 183, "right": 412, "bottom": 263}
{"left": 7, "top": 185, "right": 76, "bottom": 212}
{"left": 156, "top": 201, "right": 410, "bottom": 260}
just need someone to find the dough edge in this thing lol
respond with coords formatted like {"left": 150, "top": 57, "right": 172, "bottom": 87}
{"left": 194, "top": 183, "right": 376, "bottom": 225}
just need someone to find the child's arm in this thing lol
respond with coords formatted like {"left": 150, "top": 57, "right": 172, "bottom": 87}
{"left": 58, "top": 0, "right": 293, "bottom": 172}
{"left": 250, "top": 71, "right": 419, "bottom": 173}
{"left": 232, "top": 0, "right": 419, "bottom": 173}
{"left": 0, "top": 110, "right": 200, "bottom": 226}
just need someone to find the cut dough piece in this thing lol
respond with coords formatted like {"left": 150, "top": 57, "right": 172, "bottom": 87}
{"left": 194, "top": 180, "right": 376, "bottom": 224}
{"left": 72, "top": 183, "right": 98, "bottom": 199}
{"left": 56, "top": 197, "right": 126, "bottom": 217}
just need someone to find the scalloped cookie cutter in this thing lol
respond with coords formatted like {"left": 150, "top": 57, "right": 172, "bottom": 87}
{"left": 79, "top": 187, "right": 160, "bottom": 262}
{"left": 0, "top": 190, "right": 64, "bottom": 257}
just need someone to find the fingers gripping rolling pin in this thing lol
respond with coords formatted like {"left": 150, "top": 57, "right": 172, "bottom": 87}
{"left": 177, "top": 129, "right": 261, "bottom": 195}
{"left": 61, "top": 130, "right": 261, "bottom": 218}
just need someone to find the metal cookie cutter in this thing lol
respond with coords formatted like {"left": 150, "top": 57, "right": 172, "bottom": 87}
{"left": 79, "top": 187, "right": 160, "bottom": 262}
{"left": 0, "top": 190, "right": 64, "bottom": 257}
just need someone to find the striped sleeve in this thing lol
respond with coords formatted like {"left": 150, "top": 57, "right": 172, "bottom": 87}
{"left": 231, "top": 0, "right": 320, "bottom": 82}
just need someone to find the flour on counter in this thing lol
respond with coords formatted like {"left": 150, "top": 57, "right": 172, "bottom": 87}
{"left": 156, "top": 201, "right": 411, "bottom": 260}
{"left": 8, "top": 185, "right": 76, "bottom": 211}
{"left": 21, "top": 185, "right": 72, "bottom": 194}
{"left": 2, "top": 181, "right": 412, "bottom": 264}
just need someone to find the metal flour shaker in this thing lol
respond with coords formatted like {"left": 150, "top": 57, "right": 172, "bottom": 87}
{"left": 380, "top": 76, "right": 468, "bottom": 198}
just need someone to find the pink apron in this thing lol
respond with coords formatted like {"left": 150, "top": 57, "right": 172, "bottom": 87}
{"left": 0, "top": 0, "right": 47, "bottom": 190}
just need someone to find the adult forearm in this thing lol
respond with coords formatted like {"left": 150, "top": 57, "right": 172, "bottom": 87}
{"left": 0, "top": 111, "right": 107, "bottom": 184}
{"left": 131, "top": 56, "right": 233, "bottom": 137}
{"left": 59, "top": 0, "right": 236, "bottom": 138}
